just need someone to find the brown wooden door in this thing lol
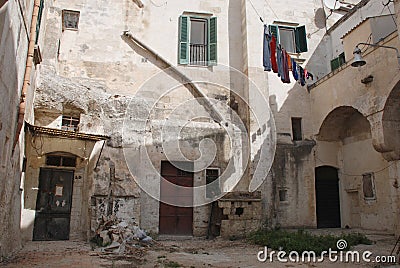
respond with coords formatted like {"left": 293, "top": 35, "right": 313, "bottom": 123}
{"left": 33, "top": 168, "right": 74, "bottom": 240}
{"left": 159, "top": 162, "right": 193, "bottom": 235}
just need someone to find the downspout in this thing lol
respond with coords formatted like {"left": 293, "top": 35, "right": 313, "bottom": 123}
{"left": 13, "top": 0, "right": 40, "bottom": 149}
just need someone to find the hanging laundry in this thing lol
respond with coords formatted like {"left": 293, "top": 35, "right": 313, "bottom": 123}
{"left": 282, "top": 49, "right": 290, "bottom": 83}
{"left": 263, "top": 25, "right": 272, "bottom": 71}
{"left": 277, "top": 45, "right": 284, "bottom": 78}
{"left": 287, "top": 53, "right": 292, "bottom": 71}
{"left": 299, "top": 65, "right": 306, "bottom": 86}
{"left": 292, "top": 59, "right": 298, "bottom": 81}
{"left": 270, "top": 35, "right": 278, "bottom": 73}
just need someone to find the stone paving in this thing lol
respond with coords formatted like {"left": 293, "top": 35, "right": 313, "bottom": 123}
{"left": 1, "top": 230, "right": 399, "bottom": 267}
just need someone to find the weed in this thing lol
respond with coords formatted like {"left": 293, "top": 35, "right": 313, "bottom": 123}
{"left": 164, "top": 260, "right": 182, "bottom": 267}
{"left": 248, "top": 229, "right": 372, "bottom": 255}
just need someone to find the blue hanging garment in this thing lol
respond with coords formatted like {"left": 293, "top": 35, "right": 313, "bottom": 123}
{"left": 292, "top": 59, "right": 298, "bottom": 81}
{"left": 263, "top": 25, "right": 272, "bottom": 71}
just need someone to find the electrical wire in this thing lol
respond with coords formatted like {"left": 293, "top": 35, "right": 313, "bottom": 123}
{"left": 325, "top": 0, "right": 339, "bottom": 20}
{"left": 315, "top": 155, "right": 396, "bottom": 177}
{"left": 263, "top": 0, "right": 279, "bottom": 20}
{"left": 248, "top": 0, "right": 265, "bottom": 23}
{"left": 359, "top": 33, "right": 373, "bottom": 53}
{"left": 30, "top": 132, "right": 44, "bottom": 156}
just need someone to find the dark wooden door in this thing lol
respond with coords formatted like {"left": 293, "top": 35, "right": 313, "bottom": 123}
{"left": 33, "top": 168, "right": 74, "bottom": 240}
{"left": 315, "top": 166, "right": 341, "bottom": 228}
{"left": 159, "top": 162, "right": 193, "bottom": 235}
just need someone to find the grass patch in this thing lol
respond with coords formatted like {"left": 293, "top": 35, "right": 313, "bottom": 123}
{"left": 164, "top": 260, "right": 182, "bottom": 267}
{"left": 248, "top": 229, "right": 372, "bottom": 255}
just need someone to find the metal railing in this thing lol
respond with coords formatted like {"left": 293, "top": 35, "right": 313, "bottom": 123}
{"left": 190, "top": 44, "right": 207, "bottom": 66}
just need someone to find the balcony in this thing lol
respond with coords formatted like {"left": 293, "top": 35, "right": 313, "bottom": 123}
{"left": 189, "top": 44, "right": 207, "bottom": 66}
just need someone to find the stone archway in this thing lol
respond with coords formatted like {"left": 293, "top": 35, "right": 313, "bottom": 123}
{"left": 381, "top": 81, "right": 400, "bottom": 161}
{"left": 315, "top": 106, "right": 394, "bottom": 231}
{"left": 317, "top": 106, "right": 371, "bottom": 142}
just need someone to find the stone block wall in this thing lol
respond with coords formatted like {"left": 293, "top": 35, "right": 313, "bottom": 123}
{"left": 218, "top": 191, "right": 262, "bottom": 238}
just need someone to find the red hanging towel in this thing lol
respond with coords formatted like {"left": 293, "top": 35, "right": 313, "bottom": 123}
{"left": 270, "top": 35, "right": 278, "bottom": 73}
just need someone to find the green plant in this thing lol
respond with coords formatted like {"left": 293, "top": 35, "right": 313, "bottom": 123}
{"left": 164, "top": 260, "right": 182, "bottom": 267}
{"left": 247, "top": 229, "right": 372, "bottom": 255}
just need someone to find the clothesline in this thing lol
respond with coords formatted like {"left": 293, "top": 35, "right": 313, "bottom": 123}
{"left": 262, "top": 24, "right": 314, "bottom": 87}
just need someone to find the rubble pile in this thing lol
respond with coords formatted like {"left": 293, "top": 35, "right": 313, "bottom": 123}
{"left": 92, "top": 215, "right": 154, "bottom": 262}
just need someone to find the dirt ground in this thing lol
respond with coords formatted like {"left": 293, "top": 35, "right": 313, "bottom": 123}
{"left": 1, "top": 230, "right": 399, "bottom": 268}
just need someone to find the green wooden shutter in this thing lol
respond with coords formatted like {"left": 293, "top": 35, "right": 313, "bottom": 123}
{"left": 35, "top": 0, "right": 44, "bottom": 44}
{"left": 208, "top": 17, "right": 217, "bottom": 66}
{"left": 268, "top": 24, "right": 279, "bottom": 42}
{"left": 330, "top": 57, "right": 340, "bottom": 71}
{"left": 178, "top": 15, "right": 189, "bottom": 65}
{"left": 295, "top": 25, "right": 308, "bottom": 53}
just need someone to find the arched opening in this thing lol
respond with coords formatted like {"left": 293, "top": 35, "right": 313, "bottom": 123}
{"left": 382, "top": 81, "right": 400, "bottom": 159}
{"left": 315, "top": 166, "right": 340, "bottom": 228}
{"left": 315, "top": 106, "right": 394, "bottom": 231}
{"left": 318, "top": 106, "right": 370, "bottom": 142}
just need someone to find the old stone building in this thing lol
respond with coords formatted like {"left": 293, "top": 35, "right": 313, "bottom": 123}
{"left": 309, "top": 7, "right": 400, "bottom": 233}
{"left": 0, "top": 0, "right": 44, "bottom": 258}
{"left": 1, "top": 0, "right": 400, "bottom": 260}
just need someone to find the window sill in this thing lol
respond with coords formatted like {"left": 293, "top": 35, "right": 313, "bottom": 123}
{"left": 182, "top": 63, "right": 215, "bottom": 68}
{"left": 62, "top": 28, "right": 79, "bottom": 32}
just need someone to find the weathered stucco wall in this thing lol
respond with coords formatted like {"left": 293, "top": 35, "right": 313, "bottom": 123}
{"left": 30, "top": 0, "right": 272, "bottom": 238}
{"left": 0, "top": 0, "right": 38, "bottom": 259}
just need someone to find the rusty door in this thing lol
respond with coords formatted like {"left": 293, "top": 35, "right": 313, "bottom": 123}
{"left": 159, "top": 162, "right": 193, "bottom": 235}
{"left": 33, "top": 168, "right": 74, "bottom": 240}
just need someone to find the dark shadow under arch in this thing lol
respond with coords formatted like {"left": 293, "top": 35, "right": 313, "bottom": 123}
{"left": 317, "top": 106, "right": 370, "bottom": 142}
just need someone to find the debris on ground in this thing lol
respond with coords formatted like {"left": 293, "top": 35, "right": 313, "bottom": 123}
{"left": 91, "top": 215, "right": 154, "bottom": 263}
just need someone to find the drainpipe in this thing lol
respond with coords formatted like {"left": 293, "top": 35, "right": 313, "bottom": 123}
{"left": 13, "top": 0, "right": 40, "bottom": 149}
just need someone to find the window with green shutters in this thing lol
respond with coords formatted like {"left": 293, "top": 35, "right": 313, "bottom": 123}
{"left": 268, "top": 24, "right": 308, "bottom": 53}
{"left": 178, "top": 15, "right": 217, "bottom": 66}
{"left": 330, "top": 52, "right": 346, "bottom": 72}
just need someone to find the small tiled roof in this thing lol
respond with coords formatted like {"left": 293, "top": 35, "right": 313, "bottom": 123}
{"left": 26, "top": 123, "right": 109, "bottom": 141}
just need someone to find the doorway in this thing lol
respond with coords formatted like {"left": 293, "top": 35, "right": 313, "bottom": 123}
{"left": 159, "top": 161, "right": 193, "bottom": 235}
{"left": 315, "top": 166, "right": 341, "bottom": 228}
{"left": 33, "top": 168, "right": 74, "bottom": 240}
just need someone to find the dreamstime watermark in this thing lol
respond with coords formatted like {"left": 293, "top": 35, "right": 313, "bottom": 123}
{"left": 122, "top": 64, "right": 277, "bottom": 207}
{"left": 257, "top": 239, "right": 398, "bottom": 264}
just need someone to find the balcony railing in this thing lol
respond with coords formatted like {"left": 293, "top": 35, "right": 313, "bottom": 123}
{"left": 190, "top": 44, "right": 207, "bottom": 66}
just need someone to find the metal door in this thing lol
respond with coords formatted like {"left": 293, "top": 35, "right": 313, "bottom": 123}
{"left": 159, "top": 162, "right": 193, "bottom": 235}
{"left": 315, "top": 166, "right": 341, "bottom": 228}
{"left": 33, "top": 168, "right": 74, "bottom": 240}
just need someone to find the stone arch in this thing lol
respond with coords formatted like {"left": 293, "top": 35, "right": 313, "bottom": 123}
{"left": 381, "top": 80, "right": 400, "bottom": 160}
{"left": 317, "top": 106, "right": 371, "bottom": 142}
